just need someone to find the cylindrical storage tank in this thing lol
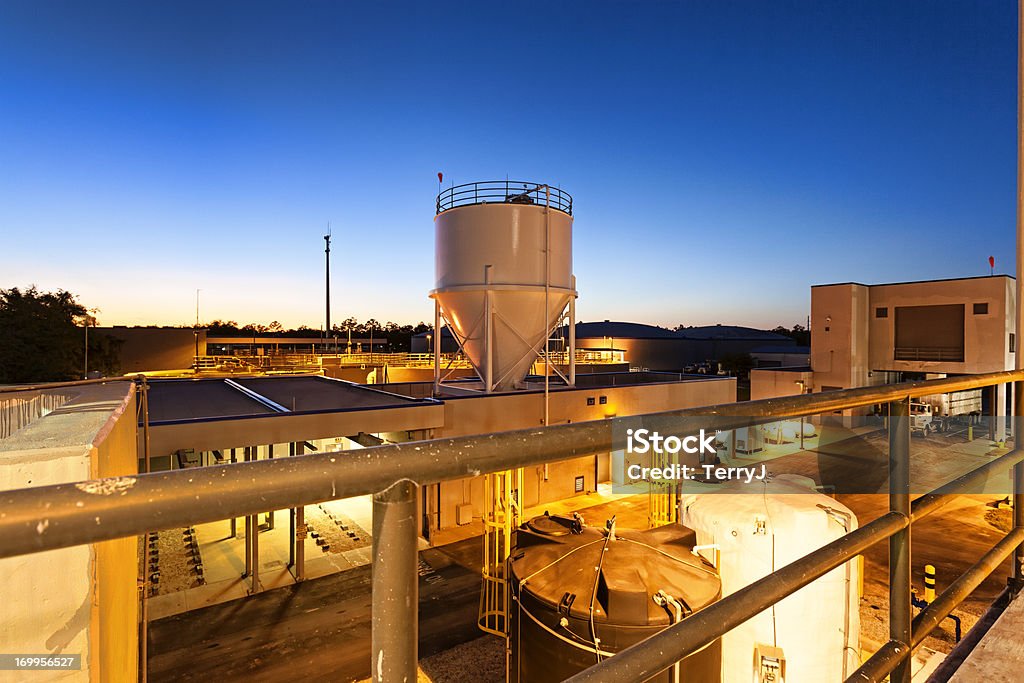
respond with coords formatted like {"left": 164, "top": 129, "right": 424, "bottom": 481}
{"left": 508, "top": 515, "right": 721, "bottom": 682}
{"left": 433, "top": 182, "right": 576, "bottom": 391}
{"left": 681, "top": 475, "right": 860, "bottom": 682}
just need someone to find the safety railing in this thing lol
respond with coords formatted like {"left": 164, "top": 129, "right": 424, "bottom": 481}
{"left": 436, "top": 180, "right": 573, "bottom": 215}
{"left": 2, "top": 370, "right": 1024, "bottom": 682}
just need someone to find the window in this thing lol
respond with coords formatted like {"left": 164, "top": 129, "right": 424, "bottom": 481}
{"left": 599, "top": 396, "right": 607, "bottom": 405}
{"left": 894, "top": 304, "right": 965, "bottom": 362}
{"left": 1012, "top": 334, "right": 1016, "bottom": 353}
{"left": 973, "top": 303, "right": 989, "bottom": 315}
{"left": 876, "top": 307, "right": 888, "bottom": 318}
{"left": 586, "top": 397, "right": 595, "bottom": 406}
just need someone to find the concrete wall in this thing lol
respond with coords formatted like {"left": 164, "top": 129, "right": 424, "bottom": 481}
{"left": 576, "top": 337, "right": 694, "bottom": 371}
{"left": 811, "top": 283, "right": 872, "bottom": 390}
{"left": 865, "top": 276, "right": 1015, "bottom": 375}
{"left": 751, "top": 351, "right": 811, "bottom": 368}
{"left": 576, "top": 336, "right": 794, "bottom": 371}
{"left": 144, "top": 402, "right": 445, "bottom": 458}
{"left": 0, "top": 382, "right": 139, "bottom": 682}
{"left": 750, "top": 368, "right": 814, "bottom": 401}
{"left": 101, "top": 327, "right": 206, "bottom": 373}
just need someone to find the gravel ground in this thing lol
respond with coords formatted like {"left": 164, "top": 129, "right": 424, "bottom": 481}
{"left": 152, "top": 527, "right": 205, "bottom": 595}
{"left": 859, "top": 499, "right": 1011, "bottom": 655}
{"left": 306, "top": 504, "right": 372, "bottom": 554}
{"left": 357, "top": 636, "right": 505, "bottom": 683}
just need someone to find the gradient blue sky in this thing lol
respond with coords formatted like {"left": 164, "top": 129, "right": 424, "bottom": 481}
{"left": 0, "top": 1, "right": 1016, "bottom": 329}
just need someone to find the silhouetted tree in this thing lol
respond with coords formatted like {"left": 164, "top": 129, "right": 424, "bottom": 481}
{"left": 773, "top": 324, "right": 810, "bottom": 346}
{"left": 0, "top": 286, "right": 120, "bottom": 382}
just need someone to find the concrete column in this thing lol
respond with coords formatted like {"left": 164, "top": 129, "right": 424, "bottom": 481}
{"left": 266, "top": 444, "right": 274, "bottom": 530}
{"left": 288, "top": 442, "right": 296, "bottom": 570}
{"left": 372, "top": 480, "right": 419, "bottom": 683}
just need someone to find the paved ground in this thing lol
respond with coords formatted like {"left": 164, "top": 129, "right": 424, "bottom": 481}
{"left": 148, "top": 539, "right": 483, "bottom": 682}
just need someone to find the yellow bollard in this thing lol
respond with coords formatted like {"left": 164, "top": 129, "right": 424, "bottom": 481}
{"left": 968, "top": 425, "right": 973, "bottom": 441}
{"left": 924, "top": 564, "right": 936, "bottom": 603}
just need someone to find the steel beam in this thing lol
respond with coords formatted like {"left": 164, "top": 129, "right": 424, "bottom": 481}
{"left": 288, "top": 442, "right": 296, "bottom": 570}
{"left": 371, "top": 480, "right": 418, "bottom": 683}
{"left": 230, "top": 448, "right": 237, "bottom": 538}
{"left": 249, "top": 446, "right": 260, "bottom": 593}
{"left": 295, "top": 441, "right": 305, "bottom": 582}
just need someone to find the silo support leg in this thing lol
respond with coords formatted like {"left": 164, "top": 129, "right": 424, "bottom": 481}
{"left": 372, "top": 479, "right": 419, "bottom": 683}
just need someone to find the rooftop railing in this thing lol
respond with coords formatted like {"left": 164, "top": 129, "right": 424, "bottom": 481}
{"left": 894, "top": 346, "right": 965, "bottom": 362}
{"left": 1, "top": 370, "right": 1024, "bottom": 682}
{"left": 436, "top": 180, "right": 573, "bottom": 215}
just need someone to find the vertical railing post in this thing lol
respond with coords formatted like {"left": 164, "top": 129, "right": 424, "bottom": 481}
{"left": 372, "top": 479, "right": 419, "bottom": 683}
{"left": 889, "top": 397, "right": 912, "bottom": 683}
{"left": 1014, "top": 382, "right": 1024, "bottom": 590}
{"left": 1014, "top": 0, "right": 1024, "bottom": 592}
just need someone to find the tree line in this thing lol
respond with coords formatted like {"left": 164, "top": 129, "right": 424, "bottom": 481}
{"left": 0, "top": 287, "right": 121, "bottom": 383}
{"left": 204, "top": 318, "right": 433, "bottom": 352}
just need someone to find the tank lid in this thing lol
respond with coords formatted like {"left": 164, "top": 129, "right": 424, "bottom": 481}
{"left": 510, "top": 518, "right": 719, "bottom": 627}
{"left": 525, "top": 513, "right": 583, "bottom": 536}
{"left": 436, "top": 180, "right": 572, "bottom": 216}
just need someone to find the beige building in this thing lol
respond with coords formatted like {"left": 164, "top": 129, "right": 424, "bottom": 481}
{"left": 752, "top": 276, "right": 1015, "bottom": 421}
{"left": 139, "top": 372, "right": 735, "bottom": 534}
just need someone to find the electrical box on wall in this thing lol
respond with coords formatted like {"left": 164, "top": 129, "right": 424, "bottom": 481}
{"left": 754, "top": 644, "right": 785, "bottom": 683}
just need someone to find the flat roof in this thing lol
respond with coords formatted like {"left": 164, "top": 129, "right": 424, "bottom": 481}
{"left": 145, "top": 376, "right": 427, "bottom": 424}
{"left": 811, "top": 274, "right": 1015, "bottom": 288}
{"left": 147, "top": 380, "right": 278, "bottom": 422}
{"left": 234, "top": 376, "right": 420, "bottom": 411}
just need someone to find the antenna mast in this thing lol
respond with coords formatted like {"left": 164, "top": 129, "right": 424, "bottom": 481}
{"left": 324, "top": 223, "right": 332, "bottom": 342}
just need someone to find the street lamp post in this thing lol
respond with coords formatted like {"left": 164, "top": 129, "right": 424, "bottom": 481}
{"left": 82, "top": 308, "right": 98, "bottom": 378}
{"left": 324, "top": 229, "right": 331, "bottom": 344}
{"left": 195, "top": 289, "right": 202, "bottom": 361}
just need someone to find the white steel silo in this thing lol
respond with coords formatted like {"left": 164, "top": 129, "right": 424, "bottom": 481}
{"left": 431, "top": 181, "right": 577, "bottom": 392}
{"left": 681, "top": 475, "right": 861, "bottom": 682}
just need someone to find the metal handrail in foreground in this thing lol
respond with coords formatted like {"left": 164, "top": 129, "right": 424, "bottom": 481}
{"left": 2, "top": 370, "right": 1024, "bottom": 683}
